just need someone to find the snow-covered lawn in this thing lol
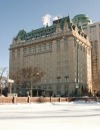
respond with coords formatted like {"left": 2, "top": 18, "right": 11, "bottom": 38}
{"left": 0, "top": 101, "right": 100, "bottom": 130}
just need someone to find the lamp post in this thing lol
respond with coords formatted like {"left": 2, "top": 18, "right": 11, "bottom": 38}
{"left": 76, "top": 41, "right": 79, "bottom": 97}
{"left": 57, "top": 76, "right": 61, "bottom": 96}
{"left": 30, "top": 82, "right": 32, "bottom": 97}
{"left": 8, "top": 79, "right": 14, "bottom": 95}
{"left": 65, "top": 76, "right": 69, "bottom": 96}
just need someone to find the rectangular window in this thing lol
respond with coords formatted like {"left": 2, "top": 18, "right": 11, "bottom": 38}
{"left": 77, "top": 43, "right": 79, "bottom": 49}
{"left": 49, "top": 43, "right": 52, "bottom": 51}
{"left": 83, "top": 46, "right": 85, "bottom": 52}
{"left": 38, "top": 45, "right": 41, "bottom": 53}
{"left": 90, "top": 25, "right": 96, "bottom": 28}
{"left": 12, "top": 50, "right": 15, "bottom": 60}
{"left": 24, "top": 48, "right": 27, "bottom": 56}
{"left": 44, "top": 44, "right": 46, "bottom": 52}
{"left": 57, "top": 91, "right": 60, "bottom": 95}
{"left": 74, "top": 42, "right": 76, "bottom": 47}
{"left": 33, "top": 46, "right": 36, "bottom": 54}
{"left": 17, "top": 49, "right": 20, "bottom": 58}
{"left": 57, "top": 40, "right": 60, "bottom": 52}
{"left": 80, "top": 45, "right": 82, "bottom": 51}
{"left": 29, "top": 47, "right": 32, "bottom": 55}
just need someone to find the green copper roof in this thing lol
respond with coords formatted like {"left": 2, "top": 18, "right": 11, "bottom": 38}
{"left": 15, "top": 16, "right": 72, "bottom": 42}
{"left": 72, "top": 14, "right": 93, "bottom": 25}
{"left": 73, "top": 14, "right": 89, "bottom": 18}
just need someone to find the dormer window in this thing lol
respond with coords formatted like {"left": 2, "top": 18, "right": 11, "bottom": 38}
{"left": 78, "top": 31, "right": 80, "bottom": 35}
{"left": 72, "top": 25, "right": 75, "bottom": 30}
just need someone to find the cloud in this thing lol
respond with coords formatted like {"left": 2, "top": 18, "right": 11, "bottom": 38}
{"left": 53, "top": 16, "right": 59, "bottom": 21}
{"left": 42, "top": 14, "right": 59, "bottom": 27}
{"left": 42, "top": 14, "right": 52, "bottom": 26}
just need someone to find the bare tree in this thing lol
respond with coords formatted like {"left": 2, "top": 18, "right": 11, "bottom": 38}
{"left": 9, "top": 67, "right": 45, "bottom": 96}
{"left": 0, "top": 67, "right": 7, "bottom": 95}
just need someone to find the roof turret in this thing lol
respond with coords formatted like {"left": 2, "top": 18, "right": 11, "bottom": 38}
{"left": 72, "top": 14, "right": 93, "bottom": 26}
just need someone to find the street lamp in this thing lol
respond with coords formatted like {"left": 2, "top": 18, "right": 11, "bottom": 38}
{"left": 30, "top": 80, "right": 32, "bottom": 97}
{"left": 57, "top": 76, "right": 61, "bottom": 96}
{"left": 75, "top": 41, "right": 79, "bottom": 97}
{"left": 8, "top": 79, "right": 14, "bottom": 94}
{"left": 65, "top": 76, "right": 69, "bottom": 96}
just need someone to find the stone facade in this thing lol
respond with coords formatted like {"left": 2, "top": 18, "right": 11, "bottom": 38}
{"left": 73, "top": 14, "right": 100, "bottom": 95}
{"left": 9, "top": 16, "right": 92, "bottom": 97}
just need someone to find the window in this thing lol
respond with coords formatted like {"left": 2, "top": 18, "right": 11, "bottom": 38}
{"left": 24, "top": 48, "right": 27, "bottom": 56}
{"left": 49, "top": 43, "right": 52, "bottom": 51}
{"left": 38, "top": 45, "right": 41, "bottom": 53}
{"left": 44, "top": 44, "right": 46, "bottom": 52}
{"left": 83, "top": 46, "right": 85, "bottom": 52}
{"left": 57, "top": 91, "right": 60, "bottom": 95}
{"left": 12, "top": 50, "right": 15, "bottom": 60}
{"left": 57, "top": 40, "right": 60, "bottom": 52}
{"left": 33, "top": 46, "right": 36, "bottom": 54}
{"left": 77, "top": 43, "right": 79, "bottom": 49}
{"left": 29, "top": 47, "right": 32, "bottom": 55}
{"left": 80, "top": 45, "right": 82, "bottom": 51}
{"left": 57, "top": 86, "right": 60, "bottom": 95}
{"left": 74, "top": 41, "right": 76, "bottom": 47}
{"left": 17, "top": 49, "right": 20, "bottom": 58}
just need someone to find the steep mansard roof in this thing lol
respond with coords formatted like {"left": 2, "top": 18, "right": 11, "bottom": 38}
{"left": 14, "top": 16, "right": 72, "bottom": 42}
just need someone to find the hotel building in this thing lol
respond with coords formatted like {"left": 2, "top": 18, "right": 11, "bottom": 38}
{"left": 9, "top": 16, "right": 92, "bottom": 96}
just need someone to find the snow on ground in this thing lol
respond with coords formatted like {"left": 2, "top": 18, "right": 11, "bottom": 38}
{"left": 0, "top": 101, "right": 100, "bottom": 130}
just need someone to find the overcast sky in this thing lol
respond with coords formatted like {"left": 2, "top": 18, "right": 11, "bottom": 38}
{"left": 0, "top": 0, "right": 100, "bottom": 68}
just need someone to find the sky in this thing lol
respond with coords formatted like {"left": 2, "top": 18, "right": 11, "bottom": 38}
{"left": 0, "top": 0, "right": 100, "bottom": 69}
{"left": 0, "top": 102, "right": 100, "bottom": 130}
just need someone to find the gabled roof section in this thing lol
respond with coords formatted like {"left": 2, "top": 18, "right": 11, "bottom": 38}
{"left": 53, "top": 16, "right": 72, "bottom": 29}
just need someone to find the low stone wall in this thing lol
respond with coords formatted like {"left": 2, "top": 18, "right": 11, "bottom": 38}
{"left": 0, "top": 97, "right": 99, "bottom": 104}
{"left": 0, "top": 97, "right": 13, "bottom": 103}
{"left": 30, "top": 97, "right": 40, "bottom": 103}
{"left": 15, "top": 97, "right": 28, "bottom": 103}
{"left": 71, "top": 97, "right": 97, "bottom": 102}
